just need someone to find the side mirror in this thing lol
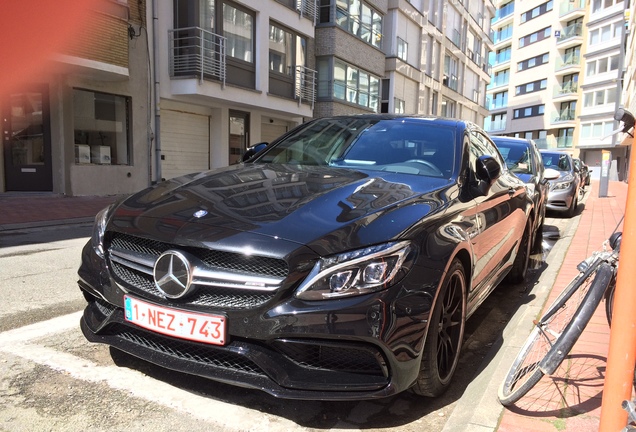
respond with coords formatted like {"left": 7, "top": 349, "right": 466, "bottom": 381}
{"left": 242, "top": 142, "right": 268, "bottom": 162}
{"left": 474, "top": 155, "right": 501, "bottom": 195}
{"left": 544, "top": 168, "right": 560, "bottom": 180}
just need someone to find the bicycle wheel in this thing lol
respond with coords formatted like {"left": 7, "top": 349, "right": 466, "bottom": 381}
{"left": 498, "top": 261, "right": 612, "bottom": 406}
{"left": 604, "top": 276, "right": 616, "bottom": 326}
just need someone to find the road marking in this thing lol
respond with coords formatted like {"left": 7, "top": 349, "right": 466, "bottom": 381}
{"left": 0, "top": 312, "right": 294, "bottom": 432}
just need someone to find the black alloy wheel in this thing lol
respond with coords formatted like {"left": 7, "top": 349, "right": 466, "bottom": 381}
{"left": 412, "top": 259, "right": 466, "bottom": 397}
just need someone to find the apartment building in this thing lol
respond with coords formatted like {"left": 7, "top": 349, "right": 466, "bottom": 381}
{"left": 1, "top": 0, "right": 496, "bottom": 196}
{"left": 578, "top": 0, "right": 630, "bottom": 181}
{"left": 485, "top": 0, "right": 583, "bottom": 149}
{"left": 388, "top": 0, "right": 494, "bottom": 121}
{"left": 485, "top": 0, "right": 633, "bottom": 181}
{"left": 0, "top": 0, "right": 151, "bottom": 196}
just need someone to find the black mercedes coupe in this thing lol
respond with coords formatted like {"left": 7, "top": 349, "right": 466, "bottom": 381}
{"left": 79, "top": 115, "right": 532, "bottom": 400}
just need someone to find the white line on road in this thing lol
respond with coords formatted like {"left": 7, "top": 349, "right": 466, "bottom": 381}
{"left": 0, "top": 312, "right": 299, "bottom": 432}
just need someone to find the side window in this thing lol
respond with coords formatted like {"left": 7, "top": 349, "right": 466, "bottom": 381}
{"left": 470, "top": 131, "right": 505, "bottom": 169}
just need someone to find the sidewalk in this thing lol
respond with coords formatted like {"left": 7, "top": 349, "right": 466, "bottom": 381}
{"left": 443, "top": 179, "right": 629, "bottom": 432}
{"left": 0, "top": 193, "right": 121, "bottom": 232}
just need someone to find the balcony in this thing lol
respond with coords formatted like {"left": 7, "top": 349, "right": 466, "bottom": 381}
{"left": 556, "top": 23, "right": 583, "bottom": 48}
{"left": 294, "top": 65, "right": 317, "bottom": 107}
{"left": 487, "top": 76, "right": 509, "bottom": 90}
{"left": 169, "top": 27, "right": 226, "bottom": 85}
{"left": 492, "top": 4, "right": 514, "bottom": 25}
{"left": 296, "top": 0, "right": 318, "bottom": 23}
{"left": 551, "top": 109, "right": 576, "bottom": 124}
{"left": 559, "top": 0, "right": 585, "bottom": 18}
{"left": 553, "top": 82, "right": 579, "bottom": 98}
{"left": 556, "top": 136, "right": 574, "bottom": 148}
{"left": 484, "top": 118, "right": 506, "bottom": 132}
{"left": 555, "top": 55, "right": 581, "bottom": 74}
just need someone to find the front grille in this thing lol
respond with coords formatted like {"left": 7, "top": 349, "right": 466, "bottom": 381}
{"left": 106, "top": 232, "right": 286, "bottom": 309}
{"left": 104, "top": 323, "right": 265, "bottom": 375}
{"left": 273, "top": 340, "right": 387, "bottom": 377}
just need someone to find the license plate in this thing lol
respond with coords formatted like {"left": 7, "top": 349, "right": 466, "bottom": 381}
{"left": 124, "top": 295, "right": 226, "bottom": 345}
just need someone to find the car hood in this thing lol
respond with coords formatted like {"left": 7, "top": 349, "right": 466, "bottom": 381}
{"left": 109, "top": 164, "right": 452, "bottom": 255}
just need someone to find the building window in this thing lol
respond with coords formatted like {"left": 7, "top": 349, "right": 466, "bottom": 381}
{"left": 581, "top": 121, "right": 615, "bottom": 138}
{"left": 517, "top": 52, "right": 549, "bottom": 71}
{"left": 317, "top": 57, "right": 380, "bottom": 111}
{"left": 397, "top": 37, "right": 408, "bottom": 61}
{"left": 493, "top": 23, "right": 513, "bottom": 44}
{"left": 443, "top": 53, "right": 459, "bottom": 91}
{"left": 513, "top": 104, "right": 545, "bottom": 119}
{"left": 583, "top": 88, "right": 617, "bottom": 107}
{"left": 592, "top": 0, "right": 625, "bottom": 13}
{"left": 327, "top": 0, "right": 383, "bottom": 48}
{"left": 73, "top": 89, "right": 130, "bottom": 165}
{"left": 520, "top": 1, "right": 553, "bottom": 24}
{"left": 394, "top": 98, "right": 405, "bottom": 113}
{"left": 519, "top": 26, "right": 551, "bottom": 48}
{"left": 589, "top": 23, "right": 621, "bottom": 45}
{"left": 586, "top": 54, "right": 620, "bottom": 76}
{"left": 515, "top": 78, "right": 547, "bottom": 95}
{"left": 222, "top": 3, "right": 254, "bottom": 62}
{"left": 441, "top": 98, "right": 456, "bottom": 117}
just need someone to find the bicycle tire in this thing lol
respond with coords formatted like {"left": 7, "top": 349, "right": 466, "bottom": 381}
{"left": 498, "top": 260, "right": 612, "bottom": 406}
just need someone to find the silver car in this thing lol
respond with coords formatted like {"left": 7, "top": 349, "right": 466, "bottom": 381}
{"left": 540, "top": 150, "right": 580, "bottom": 217}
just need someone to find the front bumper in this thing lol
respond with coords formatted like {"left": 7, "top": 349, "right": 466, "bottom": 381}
{"left": 546, "top": 184, "right": 577, "bottom": 212}
{"left": 78, "top": 240, "right": 437, "bottom": 400}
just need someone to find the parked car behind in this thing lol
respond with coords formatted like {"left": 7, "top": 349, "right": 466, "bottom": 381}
{"left": 573, "top": 157, "right": 591, "bottom": 187}
{"left": 491, "top": 136, "right": 558, "bottom": 252}
{"left": 540, "top": 150, "right": 581, "bottom": 217}
{"left": 79, "top": 115, "right": 532, "bottom": 400}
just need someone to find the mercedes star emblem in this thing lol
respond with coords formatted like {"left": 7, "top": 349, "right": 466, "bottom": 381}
{"left": 153, "top": 250, "right": 193, "bottom": 299}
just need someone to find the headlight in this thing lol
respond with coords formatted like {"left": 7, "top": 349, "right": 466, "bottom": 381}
{"left": 91, "top": 204, "right": 114, "bottom": 258}
{"left": 553, "top": 180, "right": 572, "bottom": 190}
{"left": 295, "top": 241, "right": 412, "bottom": 300}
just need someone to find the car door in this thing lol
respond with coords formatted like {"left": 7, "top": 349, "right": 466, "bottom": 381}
{"left": 466, "top": 130, "right": 528, "bottom": 308}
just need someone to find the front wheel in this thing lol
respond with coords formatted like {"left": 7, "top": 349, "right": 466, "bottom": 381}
{"left": 412, "top": 259, "right": 467, "bottom": 397}
{"left": 498, "top": 261, "right": 611, "bottom": 406}
{"left": 506, "top": 220, "right": 531, "bottom": 284}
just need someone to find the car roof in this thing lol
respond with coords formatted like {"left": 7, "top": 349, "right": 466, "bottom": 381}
{"left": 322, "top": 114, "right": 471, "bottom": 129}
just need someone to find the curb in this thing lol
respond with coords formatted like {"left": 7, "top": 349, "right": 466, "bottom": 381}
{"left": 441, "top": 196, "right": 585, "bottom": 431}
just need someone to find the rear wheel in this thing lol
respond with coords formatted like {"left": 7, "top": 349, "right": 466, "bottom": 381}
{"left": 412, "top": 259, "right": 466, "bottom": 397}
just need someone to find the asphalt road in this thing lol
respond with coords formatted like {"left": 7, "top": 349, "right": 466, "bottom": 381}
{"left": 0, "top": 214, "right": 573, "bottom": 432}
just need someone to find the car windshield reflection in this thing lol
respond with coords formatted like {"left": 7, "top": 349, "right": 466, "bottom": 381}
{"left": 256, "top": 118, "right": 456, "bottom": 178}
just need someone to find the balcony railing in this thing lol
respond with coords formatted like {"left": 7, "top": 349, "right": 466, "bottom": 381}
{"left": 169, "top": 27, "right": 226, "bottom": 85}
{"left": 296, "top": 0, "right": 318, "bottom": 23}
{"left": 294, "top": 65, "right": 317, "bottom": 107}
{"left": 491, "top": 3, "right": 514, "bottom": 24}
{"left": 555, "top": 55, "right": 581, "bottom": 71}
{"left": 552, "top": 109, "right": 576, "bottom": 123}
{"left": 554, "top": 82, "right": 579, "bottom": 97}
{"left": 487, "top": 76, "right": 509, "bottom": 90}
{"left": 556, "top": 23, "right": 583, "bottom": 43}
{"left": 560, "top": 0, "right": 585, "bottom": 17}
{"left": 484, "top": 118, "right": 506, "bottom": 132}
{"left": 556, "top": 136, "right": 574, "bottom": 148}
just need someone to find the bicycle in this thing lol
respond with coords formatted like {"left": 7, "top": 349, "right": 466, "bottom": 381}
{"left": 497, "top": 230, "right": 622, "bottom": 406}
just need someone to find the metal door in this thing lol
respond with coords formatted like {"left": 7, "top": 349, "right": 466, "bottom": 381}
{"left": 3, "top": 86, "right": 52, "bottom": 191}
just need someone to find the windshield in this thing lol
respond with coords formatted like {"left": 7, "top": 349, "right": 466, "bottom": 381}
{"left": 256, "top": 118, "right": 456, "bottom": 178}
{"left": 541, "top": 153, "right": 571, "bottom": 171}
{"left": 495, "top": 142, "right": 533, "bottom": 175}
